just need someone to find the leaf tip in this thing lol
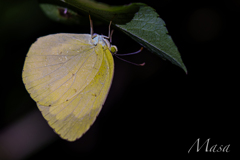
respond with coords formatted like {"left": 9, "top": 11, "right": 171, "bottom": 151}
{"left": 182, "top": 65, "right": 188, "bottom": 74}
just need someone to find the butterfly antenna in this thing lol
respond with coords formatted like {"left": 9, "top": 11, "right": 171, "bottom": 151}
{"left": 115, "top": 47, "right": 143, "bottom": 56}
{"left": 113, "top": 47, "right": 145, "bottom": 66}
{"left": 114, "top": 55, "right": 145, "bottom": 66}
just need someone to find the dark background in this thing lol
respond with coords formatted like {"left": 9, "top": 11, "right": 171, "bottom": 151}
{"left": 0, "top": 0, "right": 238, "bottom": 159}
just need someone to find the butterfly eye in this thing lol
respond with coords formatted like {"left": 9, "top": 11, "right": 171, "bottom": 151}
{"left": 110, "top": 45, "right": 118, "bottom": 54}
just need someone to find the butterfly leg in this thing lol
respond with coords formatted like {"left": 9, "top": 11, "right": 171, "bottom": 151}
{"left": 89, "top": 15, "right": 96, "bottom": 39}
{"left": 107, "top": 15, "right": 116, "bottom": 42}
{"left": 110, "top": 29, "right": 114, "bottom": 43}
{"left": 108, "top": 20, "right": 112, "bottom": 40}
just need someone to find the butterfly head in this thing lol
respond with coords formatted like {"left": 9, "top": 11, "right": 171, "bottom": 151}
{"left": 110, "top": 45, "right": 118, "bottom": 54}
{"left": 92, "top": 34, "right": 118, "bottom": 55}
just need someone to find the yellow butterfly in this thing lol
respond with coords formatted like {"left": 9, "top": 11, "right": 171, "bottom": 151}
{"left": 22, "top": 15, "right": 143, "bottom": 141}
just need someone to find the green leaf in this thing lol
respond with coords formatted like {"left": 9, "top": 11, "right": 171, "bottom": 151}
{"left": 40, "top": 3, "right": 86, "bottom": 25}
{"left": 39, "top": 0, "right": 187, "bottom": 73}
{"left": 117, "top": 6, "right": 187, "bottom": 73}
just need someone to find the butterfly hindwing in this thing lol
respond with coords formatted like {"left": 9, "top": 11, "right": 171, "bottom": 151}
{"left": 22, "top": 34, "right": 114, "bottom": 141}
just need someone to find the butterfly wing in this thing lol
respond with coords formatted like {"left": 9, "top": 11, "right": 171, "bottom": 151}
{"left": 22, "top": 33, "right": 114, "bottom": 141}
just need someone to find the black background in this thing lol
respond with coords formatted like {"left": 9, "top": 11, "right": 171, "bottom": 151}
{"left": 0, "top": 0, "right": 238, "bottom": 159}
